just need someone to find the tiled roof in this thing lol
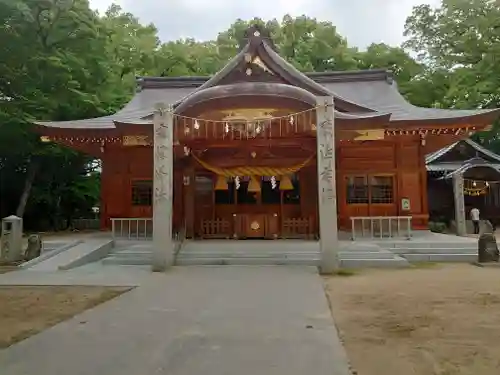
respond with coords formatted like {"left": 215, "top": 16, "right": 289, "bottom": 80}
{"left": 426, "top": 138, "right": 500, "bottom": 165}
{"left": 34, "top": 30, "right": 500, "bottom": 130}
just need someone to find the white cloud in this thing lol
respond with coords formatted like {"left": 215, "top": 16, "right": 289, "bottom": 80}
{"left": 88, "top": 0, "right": 440, "bottom": 48}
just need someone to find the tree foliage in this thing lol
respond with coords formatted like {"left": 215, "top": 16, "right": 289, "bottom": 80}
{"left": 404, "top": 0, "right": 500, "bottom": 149}
{"left": 1, "top": 1, "right": 499, "bottom": 230}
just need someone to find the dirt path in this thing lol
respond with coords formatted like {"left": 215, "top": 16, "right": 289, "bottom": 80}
{"left": 325, "top": 264, "right": 500, "bottom": 375}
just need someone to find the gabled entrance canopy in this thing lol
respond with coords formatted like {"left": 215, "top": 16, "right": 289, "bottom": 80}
{"left": 426, "top": 138, "right": 500, "bottom": 173}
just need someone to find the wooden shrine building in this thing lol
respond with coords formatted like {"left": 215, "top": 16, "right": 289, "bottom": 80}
{"left": 34, "top": 25, "right": 500, "bottom": 240}
{"left": 427, "top": 138, "right": 500, "bottom": 228}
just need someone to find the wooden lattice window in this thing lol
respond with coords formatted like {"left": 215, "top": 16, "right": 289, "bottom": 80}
{"left": 370, "top": 176, "right": 394, "bottom": 204}
{"left": 346, "top": 176, "right": 369, "bottom": 204}
{"left": 346, "top": 175, "right": 394, "bottom": 204}
{"left": 131, "top": 180, "right": 152, "bottom": 206}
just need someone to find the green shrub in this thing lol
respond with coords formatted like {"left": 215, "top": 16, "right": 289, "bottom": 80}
{"left": 429, "top": 221, "right": 447, "bottom": 233}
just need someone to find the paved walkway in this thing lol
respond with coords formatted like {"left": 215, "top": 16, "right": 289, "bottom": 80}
{"left": 0, "top": 263, "right": 155, "bottom": 286}
{"left": 0, "top": 266, "right": 351, "bottom": 375}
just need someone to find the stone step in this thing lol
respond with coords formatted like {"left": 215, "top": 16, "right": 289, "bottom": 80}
{"left": 340, "top": 258, "right": 410, "bottom": 269}
{"left": 103, "top": 255, "right": 321, "bottom": 266}
{"left": 338, "top": 251, "right": 397, "bottom": 260}
{"left": 390, "top": 247, "right": 477, "bottom": 255}
{"left": 376, "top": 241, "right": 477, "bottom": 250}
{"left": 175, "top": 257, "right": 320, "bottom": 266}
{"left": 401, "top": 253, "right": 477, "bottom": 262}
{"left": 108, "top": 250, "right": 153, "bottom": 258}
{"left": 102, "top": 255, "right": 152, "bottom": 266}
{"left": 179, "top": 252, "right": 320, "bottom": 258}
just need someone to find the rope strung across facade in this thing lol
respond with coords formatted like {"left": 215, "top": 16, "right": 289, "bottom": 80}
{"left": 170, "top": 106, "right": 323, "bottom": 124}
{"left": 191, "top": 153, "right": 315, "bottom": 177}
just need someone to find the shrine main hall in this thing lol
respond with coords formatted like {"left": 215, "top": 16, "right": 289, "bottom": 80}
{"left": 35, "top": 26, "right": 499, "bottom": 270}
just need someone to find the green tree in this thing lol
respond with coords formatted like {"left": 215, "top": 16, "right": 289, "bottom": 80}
{"left": 404, "top": 0, "right": 500, "bottom": 150}
{"left": 0, "top": 0, "right": 114, "bottom": 226}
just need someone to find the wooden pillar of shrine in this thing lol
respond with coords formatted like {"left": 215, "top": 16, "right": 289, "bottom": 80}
{"left": 316, "top": 96, "right": 339, "bottom": 273}
{"left": 152, "top": 103, "right": 174, "bottom": 271}
{"left": 184, "top": 163, "right": 195, "bottom": 239}
{"left": 453, "top": 173, "right": 467, "bottom": 236}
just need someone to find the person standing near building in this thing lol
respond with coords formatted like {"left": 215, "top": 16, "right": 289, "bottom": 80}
{"left": 470, "top": 207, "right": 480, "bottom": 234}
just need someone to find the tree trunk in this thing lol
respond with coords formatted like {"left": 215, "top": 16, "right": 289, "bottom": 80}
{"left": 15, "top": 159, "right": 40, "bottom": 217}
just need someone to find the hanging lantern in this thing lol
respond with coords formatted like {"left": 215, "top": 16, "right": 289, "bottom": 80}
{"left": 279, "top": 175, "right": 294, "bottom": 190}
{"left": 214, "top": 175, "right": 228, "bottom": 190}
{"left": 248, "top": 176, "right": 261, "bottom": 192}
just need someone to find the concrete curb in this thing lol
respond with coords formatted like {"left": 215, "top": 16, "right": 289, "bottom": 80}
{"left": 20, "top": 240, "right": 84, "bottom": 269}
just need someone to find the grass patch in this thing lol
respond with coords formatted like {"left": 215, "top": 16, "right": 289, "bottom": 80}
{"left": 334, "top": 269, "right": 358, "bottom": 276}
{"left": 0, "top": 286, "right": 130, "bottom": 348}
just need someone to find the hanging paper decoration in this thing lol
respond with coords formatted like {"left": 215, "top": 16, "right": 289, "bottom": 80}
{"left": 279, "top": 175, "right": 294, "bottom": 190}
{"left": 214, "top": 175, "right": 228, "bottom": 190}
{"left": 248, "top": 176, "right": 261, "bottom": 192}
{"left": 235, "top": 176, "right": 241, "bottom": 190}
{"left": 463, "top": 179, "right": 489, "bottom": 196}
{"left": 194, "top": 120, "right": 200, "bottom": 130}
{"left": 271, "top": 176, "right": 277, "bottom": 189}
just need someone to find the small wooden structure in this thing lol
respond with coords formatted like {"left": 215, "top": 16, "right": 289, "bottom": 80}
{"left": 427, "top": 139, "right": 500, "bottom": 228}
{"left": 33, "top": 25, "right": 500, "bottom": 240}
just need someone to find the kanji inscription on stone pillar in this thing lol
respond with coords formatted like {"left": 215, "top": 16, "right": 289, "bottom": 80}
{"left": 453, "top": 173, "right": 467, "bottom": 236}
{"left": 152, "top": 103, "right": 174, "bottom": 271}
{"left": 316, "top": 96, "right": 340, "bottom": 273}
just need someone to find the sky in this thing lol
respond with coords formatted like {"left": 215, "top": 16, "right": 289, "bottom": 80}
{"left": 88, "top": 0, "right": 440, "bottom": 49}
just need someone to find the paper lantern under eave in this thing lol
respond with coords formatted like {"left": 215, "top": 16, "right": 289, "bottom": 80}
{"left": 248, "top": 176, "right": 261, "bottom": 192}
{"left": 214, "top": 175, "right": 228, "bottom": 190}
{"left": 279, "top": 175, "right": 294, "bottom": 190}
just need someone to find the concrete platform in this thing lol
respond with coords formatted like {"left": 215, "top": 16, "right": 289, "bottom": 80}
{"left": 0, "top": 266, "right": 351, "bottom": 375}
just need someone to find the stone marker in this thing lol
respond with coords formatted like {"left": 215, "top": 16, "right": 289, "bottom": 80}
{"left": 477, "top": 220, "right": 499, "bottom": 263}
{"left": 1, "top": 215, "right": 24, "bottom": 263}
{"left": 24, "top": 234, "right": 43, "bottom": 261}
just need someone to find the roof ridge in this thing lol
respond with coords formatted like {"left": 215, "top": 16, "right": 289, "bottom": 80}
{"left": 137, "top": 69, "right": 393, "bottom": 89}
{"left": 426, "top": 138, "right": 500, "bottom": 164}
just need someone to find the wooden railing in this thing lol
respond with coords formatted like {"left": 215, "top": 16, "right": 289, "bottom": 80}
{"left": 199, "top": 216, "right": 315, "bottom": 239}
{"left": 282, "top": 217, "right": 315, "bottom": 239}
{"left": 111, "top": 218, "right": 153, "bottom": 240}
{"left": 175, "top": 116, "right": 316, "bottom": 142}
{"left": 350, "top": 216, "right": 412, "bottom": 240}
{"left": 200, "top": 219, "right": 232, "bottom": 239}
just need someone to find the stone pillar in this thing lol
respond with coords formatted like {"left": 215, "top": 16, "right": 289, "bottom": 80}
{"left": 316, "top": 96, "right": 340, "bottom": 273}
{"left": 0, "top": 215, "right": 23, "bottom": 263}
{"left": 452, "top": 173, "right": 467, "bottom": 236}
{"left": 152, "top": 103, "right": 174, "bottom": 271}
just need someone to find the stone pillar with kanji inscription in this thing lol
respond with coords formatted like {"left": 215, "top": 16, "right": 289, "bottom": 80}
{"left": 152, "top": 103, "right": 174, "bottom": 271}
{"left": 316, "top": 96, "right": 340, "bottom": 273}
{"left": 453, "top": 173, "right": 467, "bottom": 236}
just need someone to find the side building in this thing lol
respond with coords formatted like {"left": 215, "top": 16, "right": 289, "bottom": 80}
{"left": 427, "top": 138, "right": 500, "bottom": 229}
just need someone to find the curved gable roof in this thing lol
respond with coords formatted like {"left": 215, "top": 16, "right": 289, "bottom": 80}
{"left": 33, "top": 25, "right": 500, "bottom": 130}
